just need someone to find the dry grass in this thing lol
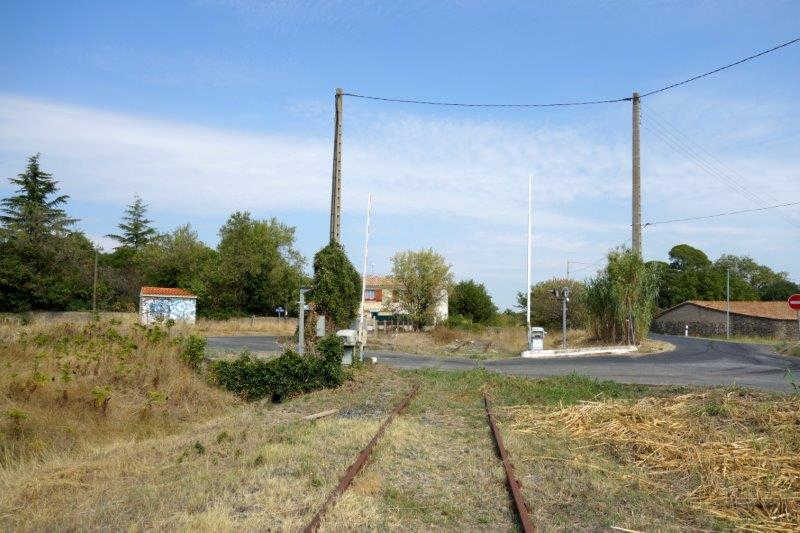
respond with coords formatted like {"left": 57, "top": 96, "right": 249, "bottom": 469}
{"left": 0, "top": 311, "right": 297, "bottom": 337}
{"left": 0, "top": 319, "right": 237, "bottom": 466}
{"left": 0, "top": 365, "right": 422, "bottom": 531}
{"left": 776, "top": 340, "right": 800, "bottom": 358}
{"left": 508, "top": 389, "right": 800, "bottom": 531}
{"left": 188, "top": 317, "right": 297, "bottom": 337}
{"left": 367, "top": 326, "right": 673, "bottom": 359}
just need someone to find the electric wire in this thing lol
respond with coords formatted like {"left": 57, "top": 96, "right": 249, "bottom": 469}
{"left": 641, "top": 116, "right": 769, "bottom": 206}
{"left": 341, "top": 92, "right": 631, "bottom": 107}
{"left": 640, "top": 107, "right": 798, "bottom": 225}
{"left": 640, "top": 36, "right": 800, "bottom": 97}
{"left": 644, "top": 105, "right": 796, "bottom": 210}
{"left": 341, "top": 36, "right": 799, "bottom": 107}
{"left": 644, "top": 201, "right": 800, "bottom": 227}
{"left": 641, "top": 118, "right": 798, "bottom": 227}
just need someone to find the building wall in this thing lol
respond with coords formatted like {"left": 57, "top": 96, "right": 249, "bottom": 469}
{"left": 652, "top": 303, "right": 797, "bottom": 338}
{"left": 140, "top": 296, "right": 196, "bottom": 325}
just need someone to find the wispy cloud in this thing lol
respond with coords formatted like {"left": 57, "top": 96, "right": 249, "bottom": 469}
{"left": 1, "top": 93, "right": 797, "bottom": 306}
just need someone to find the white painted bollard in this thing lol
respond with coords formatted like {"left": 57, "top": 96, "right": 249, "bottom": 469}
{"left": 684, "top": 325, "right": 689, "bottom": 337}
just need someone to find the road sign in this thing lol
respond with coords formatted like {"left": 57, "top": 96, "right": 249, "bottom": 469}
{"left": 789, "top": 294, "right": 800, "bottom": 311}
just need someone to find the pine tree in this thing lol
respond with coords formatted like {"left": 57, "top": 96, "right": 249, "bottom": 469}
{"left": 0, "top": 154, "right": 76, "bottom": 237}
{"left": 107, "top": 196, "right": 157, "bottom": 249}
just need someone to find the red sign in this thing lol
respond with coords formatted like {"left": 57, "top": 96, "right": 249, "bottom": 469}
{"left": 789, "top": 294, "right": 800, "bottom": 311}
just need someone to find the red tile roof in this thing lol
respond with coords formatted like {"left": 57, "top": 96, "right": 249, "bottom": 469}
{"left": 678, "top": 300, "right": 796, "bottom": 320}
{"left": 140, "top": 286, "right": 197, "bottom": 298}
{"left": 365, "top": 275, "right": 397, "bottom": 288}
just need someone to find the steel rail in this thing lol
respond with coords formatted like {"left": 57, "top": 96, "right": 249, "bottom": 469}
{"left": 303, "top": 384, "right": 420, "bottom": 533}
{"left": 484, "top": 392, "right": 535, "bottom": 533}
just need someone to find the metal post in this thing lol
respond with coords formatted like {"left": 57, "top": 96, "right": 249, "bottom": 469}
{"left": 92, "top": 248, "right": 98, "bottom": 313}
{"left": 356, "top": 193, "right": 372, "bottom": 362}
{"left": 631, "top": 91, "right": 642, "bottom": 257}
{"left": 329, "top": 88, "right": 344, "bottom": 244}
{"left": 726, "top": 269, "right": 730, "bottom": 339}
{"left": 298, "top": 288, "right": 310, "bottom": 354}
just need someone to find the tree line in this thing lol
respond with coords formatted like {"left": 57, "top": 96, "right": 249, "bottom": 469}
{"left": 0, "top": 155, "right": 305, "bottom": 316}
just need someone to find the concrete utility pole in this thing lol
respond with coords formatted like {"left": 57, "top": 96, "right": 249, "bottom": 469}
{"left": 92, "top": 248, "right": 98, "bottom": 313}
{"left": 329, "top": 88, "right": 344, "bottom": 244}
{"left": 726, "top": 269, "right": 731, "bottom": 339}
{"left": 631, "top": 91, "right": 642, "bottom": 257}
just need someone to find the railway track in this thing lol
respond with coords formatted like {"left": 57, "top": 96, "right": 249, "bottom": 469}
{"left": 302, "top": 384, "right": 534, "bottom": 532}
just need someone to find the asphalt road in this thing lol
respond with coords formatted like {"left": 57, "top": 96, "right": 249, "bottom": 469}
{"left": 371, "top": 334, "right": 800, "bottom": 392}
{"left": 206, "top": 334, "right": 800, "bottom": 392}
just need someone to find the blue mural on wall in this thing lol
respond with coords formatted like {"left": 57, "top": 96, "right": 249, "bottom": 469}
{"left": 140, "top": 296, "right": 196, "bottom": 324}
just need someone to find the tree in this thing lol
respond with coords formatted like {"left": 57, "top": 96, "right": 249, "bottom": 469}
{"left": 1, "top": 154, "right": 76, "bottom": 238}
{"left": 391, "top": 249, "right": 452, "bottom": 329}
{"left": 107, "top": 196, "right": 157, "bottom": 249}
{"left": 760, "top": 279, "right": 800, "bottom": 301}
{"left": 449, "top": 279, "right": 496, "bottom": 323}
{"left": 137, "top": 224, "right": 218, "bottom": 311}
{"left": 215, "top": 212, "right": 305, "bottom": 315}
{"left": 311, "top": 242, "right": 361, "bottom": 329}
{"left": 517, "top": 278, "right": 588, "bottom": 330}
{"left": 714, "top": 254, "right": 791, "bottom": 299}
{"left": 0, "top": 155, "right": 92, "bottom": 312}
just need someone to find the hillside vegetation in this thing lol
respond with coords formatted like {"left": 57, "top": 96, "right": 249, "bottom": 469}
{"left": 0, "top": 319, "right": 237, "bottom": 466}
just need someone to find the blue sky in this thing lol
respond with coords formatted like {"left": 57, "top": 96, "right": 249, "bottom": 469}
{"left": 1, "top": 1, "right": 798, "bottom": 308}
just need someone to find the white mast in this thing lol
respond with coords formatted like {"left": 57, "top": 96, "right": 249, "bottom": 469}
{"left": 526, "top": 174, "right": 532, "bottom": 345}
{"left": 357, "top": 193, "right": 372, "bottom": 360}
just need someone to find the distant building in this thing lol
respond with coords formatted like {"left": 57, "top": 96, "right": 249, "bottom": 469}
{"left": 362, "top": 275, "right": 448, "bottom": 330}
{"left": 652, "top": 300, "right": 798, "bottom": 339}
{"left": 139, "top": 287, "right": 197, "bottom": 325}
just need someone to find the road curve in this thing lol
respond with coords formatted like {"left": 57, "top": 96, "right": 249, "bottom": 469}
{"left": 206, "top": 334, "right": 800, "bottom": 392}
{"left": 369, "top": 335, "right": 800, "bottom": 393}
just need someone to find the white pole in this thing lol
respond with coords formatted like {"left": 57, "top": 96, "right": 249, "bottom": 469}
{"left": 357, "top": 193, "right": 372, "bottom": 361}
{"left": 526, "top": 174, "right": 532, "bottom": 348}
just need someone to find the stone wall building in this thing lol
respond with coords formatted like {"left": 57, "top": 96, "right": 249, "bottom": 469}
{"left": 652, "top": 300, "right": 798, "bottom": 339}
{"left": 139, "top": 287, "right": 197, "bottom": 325}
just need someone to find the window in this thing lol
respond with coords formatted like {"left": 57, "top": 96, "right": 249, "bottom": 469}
{"left": 365, "top": 289, "right": 376, "bottom": 301}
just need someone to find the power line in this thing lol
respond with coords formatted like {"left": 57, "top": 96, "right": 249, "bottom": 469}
{"left": 640, "top": 105, "right": 799, "bottom": 226}
{"left": 342, "top": 92, "right": 631, "bottom": 108}
{"left": 341, "top": 35, "right": 799, "bottom": 107}
{"left": 640, "top": 36, "right": 800, "bottom": 97}
{"left": 644, "top": 200, "right": 800, "bottom": 226}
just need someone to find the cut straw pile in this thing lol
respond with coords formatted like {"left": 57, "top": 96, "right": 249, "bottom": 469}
{"left": 508, "top": 390, "right": 800, "bottom": 531}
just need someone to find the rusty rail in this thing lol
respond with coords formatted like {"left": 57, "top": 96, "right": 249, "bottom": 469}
{"left": 484, "top": 392, "right": 535, "bottom": 533}
{"left": 303, "top": 384, "right": 420, "bottom": 533}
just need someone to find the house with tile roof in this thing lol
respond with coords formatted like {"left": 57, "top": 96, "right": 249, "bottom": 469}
{"left": 652, "top": 300, "right": 798, "bottom": 339}
{"left": 362, "top": 275, "right": 448, "bottom": 330}
{"left": 139, "top": 286, "right": 197, "bottom": 325}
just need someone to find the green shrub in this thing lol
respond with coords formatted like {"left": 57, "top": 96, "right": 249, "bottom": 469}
{"left": 182, "top": 335, "right": 206, "bottom": 370}
{"left": 210, "top": 334, "right": 345, "bottom": 402}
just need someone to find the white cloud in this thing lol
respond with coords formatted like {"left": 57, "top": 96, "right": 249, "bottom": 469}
{"left": 1, "top": 93, "right": 797, "bottom": 307}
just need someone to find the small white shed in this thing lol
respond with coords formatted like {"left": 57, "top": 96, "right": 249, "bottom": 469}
{"left": 139, "top": 287, "right": 197, "bottom": 325}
